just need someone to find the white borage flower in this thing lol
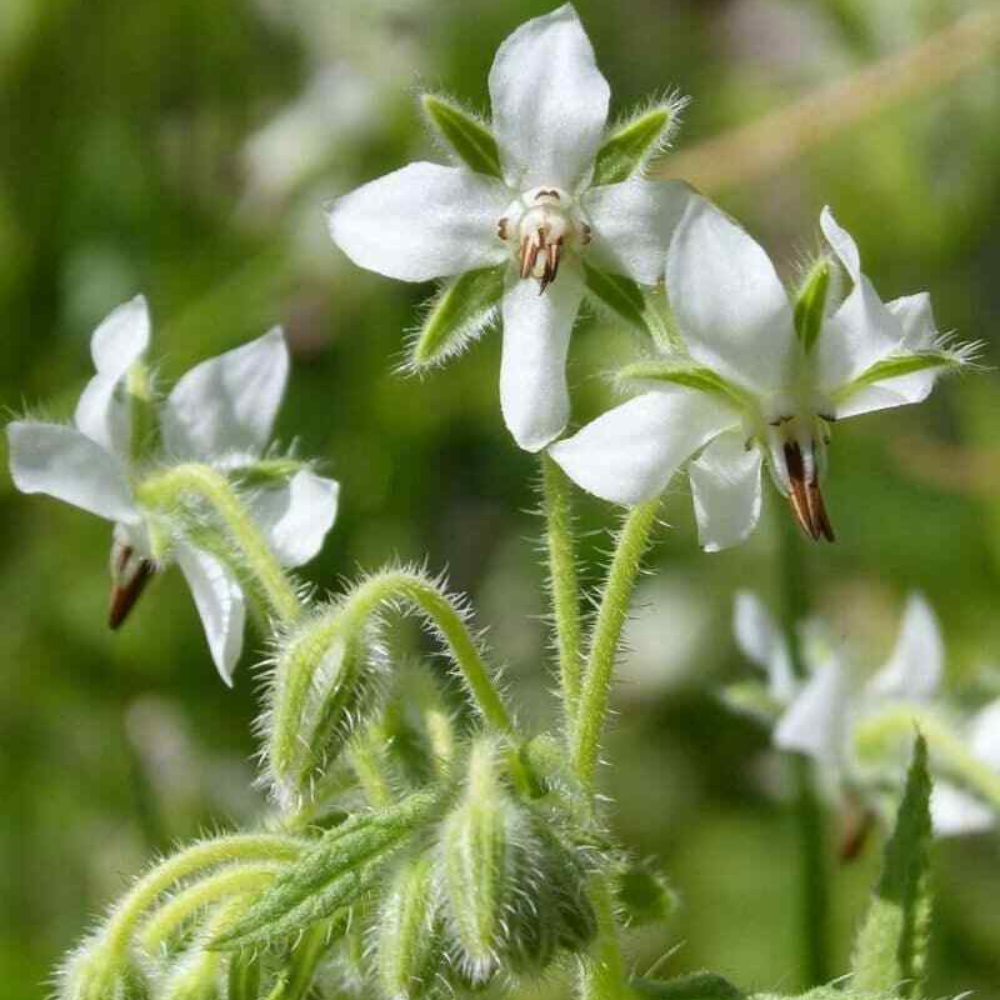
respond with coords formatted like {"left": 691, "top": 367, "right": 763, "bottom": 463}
{"left": 326, "top": 3, "right": 692, "bottom": 452}
{"left": 550, "top": 198, "right": 980, "bottom": 549}
{"left": 6, "top": 295, "right": 339, "bottom": 684}
{"left": 736, "top": 592, "right": 1000, "bottom": 838}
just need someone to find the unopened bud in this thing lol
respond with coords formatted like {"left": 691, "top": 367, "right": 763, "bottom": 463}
{"left": 376, "top": 854, "right": 443, "bottom": 1000}
{"left": 616, "top": 860, "right": 678, "bottom": 928}
{"left": 58, "top": 936, "right": 149, "bottom": 1000}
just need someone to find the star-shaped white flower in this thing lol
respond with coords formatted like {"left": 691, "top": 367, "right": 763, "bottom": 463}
{"left": 733, "top": 591, "right": 1000, "bottom": 837}
{"left": 7, "top": 296, "right": 339, "bottom": 684}
{"left": 551, "top": 198, "right": 978, "bottom": 549}
{"left": 326, "top": 4, "right": 691, "bottom": 451}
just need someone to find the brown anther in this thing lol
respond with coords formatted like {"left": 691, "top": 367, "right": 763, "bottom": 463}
{"left": 538, "top": 238, "right": 563, "bottom": 295}
{"left": 838, "top": 806, "right": 875, "bottom": 863}
{"left": 783, "top": 442, "right": 835, "bottom": 543}
{"left": 580, "top": 223, "right": 592, "bottom": 246}
{"left": 497, "top": 217, "right": 508, "bottom": 240}
{"left": 109, "top": 548, "right": 155, "bottom": 630}
{"left": 519, "top": 233, "right": 542, "bottom": 280}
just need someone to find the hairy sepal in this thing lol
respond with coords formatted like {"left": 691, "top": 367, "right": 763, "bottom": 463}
{"left": 584, "top": 262, "right": 675, "bottom": 348}
{"left": 793, "top": 257, "right": 832, "bottom": 353}
{"left": 632, "top": 971, "right": 744, "bottom": 999}
{"left": 617, "top": 358, "right": 749, "bottom": 408}
{"left": 420, "top": 93, "right": 503, "bottom": 178}
{"left": 408, "top": 267, "right": 505, "bottom": 371}
{"left": 616, "top": 860, "right": 678, "bottom": 928}
{"left": 836, "top": 342, "right": 981, "bottom": 400}
{"left": 851, "top": 736, "right": 933, "bottom": 997}
{"left": 592, "top": 97, "right": 686, "bottom": 186}
{"left": 213, "top": 788, "right": 442, "bottom": 949}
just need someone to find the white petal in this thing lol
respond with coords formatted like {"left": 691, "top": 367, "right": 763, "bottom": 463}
{"left": 816, "top": 207, "right": 902, "bottom": 391}
{"left": 499, "top": 266, "right": 584, "bottom": 452}
{"left": 7, "top": 421, "right": 137, "bottom": 523}
{"left": 163, "top": 328, "right": 289, "bottom": 464}
{"left": 666, "top": 198, "right": 796, "bottom": 394}
{"left": 584, "top": 179, "right": 693, "bottom": 285}
{"left": 251, "top": 470, "right": 339, "bottom": 568}
{"left": 866, "top": 592, "right": 943, "bottom": 703}
{"left": 689, "top": 430, "right": 763, "bottom": 553}
{"left": 969, "top": 699, "right": 1000, "bottom": 771}
{"left": 327, "top": 162, "right": 509, "bottom": 282}
{"left": 549, "top": 387, "right": 738, "bottom": 504}
{"left": 733, "top": 591, "right": 796, "bottom": 704}
{"left": 774, "top": 658, "right": 850, "bottom": 765}
{"left": 832, "top": 291, "right": 941, "bottom": 418}
{"left": 175, "top": 545, "right": 246, "bottom": 686}
{"left": 931, "top": 781, "right": 995, "bottom": 837}
{"left": 488, "top": 4, "right": 609, "bottom": 190}
{"left": 75, "top": 295, "right": 151, "bottom": 455}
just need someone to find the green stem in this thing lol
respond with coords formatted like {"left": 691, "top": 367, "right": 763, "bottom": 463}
{"left": 777, "top": 512, "right": 830, "bottom": 988}
{"left": 273, "top": 923, "right": 333, "bottom": 1000}
{"left": 540, "top": 454, "right": 584, "bottom": 735}
{"left": 102, "top": 834, "right": 305, "bottom": 959}
{"left": 579, "top": 874, "right": 629, "bottom": 1000}
{"left": 856, "top": 706, "right": 1000, "bottom": 811}
{"left": 572, "top": 500, "right": 660, "bottom": 793}
{"left": 136, "top": 463, "right": 303, "bottom": 626}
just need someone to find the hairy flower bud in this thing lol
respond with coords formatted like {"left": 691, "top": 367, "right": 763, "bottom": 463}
{"left": 376, "top": 853, "right": 443, "bottom": 1000}
{"left": 57, "top": 937, "right": 149, "bottom": 1000}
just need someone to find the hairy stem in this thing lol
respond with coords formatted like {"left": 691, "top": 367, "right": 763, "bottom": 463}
{"left": 856, "top": 707, "right": 1000, "bottom": 812}
{"left": 778, "top": 513, "right": 830, "bottom": 988}
{"left": 540, "top": 454, "right": 584, "bottom": 735}
{"left": 271, "top": 923, "right": 333, "bottom": 1000}
{"left": 573, "top": 500, "right": 660, "bottom": 793}
{"left": 579, "top": 874, "right": 628, "bottom": 1000}
{"left": 101, "top": 834, "right": 305, "bottom": 959}
{"left": 137, "top": 463, "right": 302, "bottom": 625}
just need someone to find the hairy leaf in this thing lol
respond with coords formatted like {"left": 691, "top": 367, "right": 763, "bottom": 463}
{"left": 410, "top": 267, "right": 506, "bottom": 369}
{"left": 421, "top": 93, "right": 503, "bottom": 178}
{"left": 593, "top": 103, "right": 679, "bottom": 186}
{"left": 851, "top": 735, "right": 933, "bottom": 997}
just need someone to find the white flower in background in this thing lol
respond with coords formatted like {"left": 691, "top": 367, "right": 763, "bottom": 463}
{"left": 7, "top": 296, "right": 339, "bottom": 684}
{"left": 327, "top": 4, "right": 691, "bottom": 451}
{"left": 732, "top": 591, "right": 1000, "bottom": 837}
{"left": 551, "top": 198, "right": 978, "bottom": 549}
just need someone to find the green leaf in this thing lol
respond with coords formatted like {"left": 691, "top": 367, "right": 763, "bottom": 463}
{"left": 213, "top": 789, "right": 442, "bottom": 949}
{"left": 616, "top": 861, "right": 678, "bottom": 927}
{"left": 851, "top": 735, "right": 933, "bottom": 998}
{"left": 632, "top": 971, "right": 744, "bottom": 999}
{"left": 793, "top": 257, "right": 831, "bottom": 353}
{"left": 593, "top": 102, "right": 680, "bottom": 186}
{"left": 410, "top": 266, "right": 505, "bottom": 369}
{"left": 583, "top": 263, "right": 674, "bottom": 348}
{"left": 617, "top": 358, "right": 749, "bottom": 407}
{"left": 421, "top": 93, "right": 503, "bottom": 178}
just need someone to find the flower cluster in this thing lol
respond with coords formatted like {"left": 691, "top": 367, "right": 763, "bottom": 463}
{"left": 728, "top": 591, "right": 1000, "bottom": 839}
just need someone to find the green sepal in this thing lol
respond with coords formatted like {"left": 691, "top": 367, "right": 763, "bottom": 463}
{"left": 227, "top": 953, "right": 260, "bottom": 1000}
{"left": 836, "top": 350, "right": 968, "bottom": 399}
{"left": 632, "top": 971, "right": 744, "bottom": 999}
{"left": 410, "top": 267, "right": 506, "bottom": 370}
{"left": 616, "top": 860, "right": 678, "bottom": 927}
{"left": 235, "top": 457, "right": 310, "bottom": 489}
{"left": 583, "top": 263, "right": 675, "bottom": 348}
{"left": 851, "top": 735, "right": 933, "bottom": 997}
{"left": 593, "top": 102, "right": 680, "bottom": 186}
{"left": 718, "top": 680, "right": 785, "bottom": 725}
{"left": 793, "top": 258, "right": 831, "bottom": 353}
{"left": 421, "top": 93, "right": 503, "bottom": 178}
{"left": 212, "top": 788, "right": 443, "bottom": 949}
{"left": 617, "top": 358, "right": 749, "bottom": 407}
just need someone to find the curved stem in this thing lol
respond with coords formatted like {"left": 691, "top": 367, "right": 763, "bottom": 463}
{"left": 856, "top": 706, "right": 1000, "bottom": 812}
{"left": 540, "top": 454, "right": 584, "bottom": 735}
{"left": 102, "top": 834, "right": 305, "bottom": 959}
{"left": 777, "top": 513, "right": 830, "bottom": 988}
{"left": 136, "top": 463, "right": 303, "bottom": 626}
{"left": 140, "top": 863, "right": 284, "bottom": 952}
{"left": 573, "top": 500, "right": 660, "bottom": 793}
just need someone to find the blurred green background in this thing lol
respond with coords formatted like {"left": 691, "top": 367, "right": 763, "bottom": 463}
{"left": 2, "top": 0, "right": 999, "bottom": 996}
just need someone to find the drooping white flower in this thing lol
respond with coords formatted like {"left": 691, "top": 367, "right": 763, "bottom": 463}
{"left": 326, "top": 4, "right": 691, "bottom": 452}
{"left": 7, "top": 296, "right": 339, "bottom": 684}
{"left": 551, "top": 198, "right": 978, "bottom": 549}
{"left": 732, "top": 591, "right": 1000, "bottom": 837}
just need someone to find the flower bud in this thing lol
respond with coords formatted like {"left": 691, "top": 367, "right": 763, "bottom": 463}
{"left": 57, "top": 936, "right": 149, "bottom": 1000}
{"left": 616, "top": 860, "right": 678, "bottom": 928}
{"left": 376, "top": 853, "right": 443, "bottom": 1000}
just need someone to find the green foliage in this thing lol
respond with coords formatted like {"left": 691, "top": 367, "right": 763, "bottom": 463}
{"left": 851, "top": 736, "right": 933, "bottom": 997}
{"left": 632, "top": 971, "right": 743, "bottom": 999}
{"left": 421, "top": 93, "right": 504, "bottom": 178}
{"left": 409, "top": 267, "right": 506, "bottom": 370}
{"left": 794, "top": 258, "right": 832, "bottom": 353}
{"left": 592, "top": 102, "right": 682, "bottom": 186}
